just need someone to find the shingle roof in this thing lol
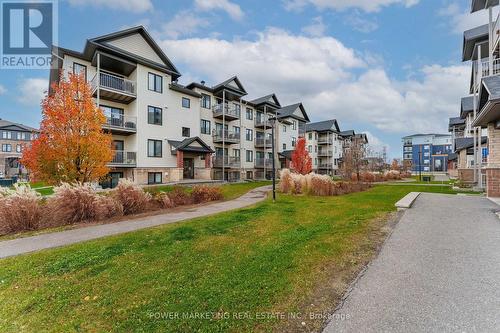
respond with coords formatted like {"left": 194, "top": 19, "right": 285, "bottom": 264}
{"left": 461, "top": 96, "right": 474, "bottom": 118}
{"left": 454, "top": 136, "right": 487, "bottom": 152}
{"left": 278, "top": 150, "right": 294, "bottom": 160}
{"left": 462, "top": 24, "right": 489, "bottom": 61}
{"left": 449, "top": 117, "right": 465, "bottom": 127}
{"left": 306, "top": 120, "right": 340, "bottom": 133}
{"left": 169, "top": 83, "right": 202, "bottom": 98}
{"left": 168, "top": 137, "right": 214, "bottom": 154}
{"left": 471, "top": 0, "right": 499, "bottom": 13}
{"left": 250, "top": 94, "right": 281, "bottom": 108}
{"left": 340, "top": 130, "right": 355, "bottom": 137}
{"left": 277, "top": 103, "right": 310, "bottom": 122}
{"left": 482, "top": 75, "right": 500, "bottom": 100}
{"left": 0, "top": 119, "right": 38, "bottom": 132}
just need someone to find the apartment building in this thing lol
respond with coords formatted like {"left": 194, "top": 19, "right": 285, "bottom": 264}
{"left": 402, "top": 134, "right": 452, "bottom": 173}
{"left": 49, "top": 26, "right": 317, "bottom": 186}
{"left": 455, "top": 0, "right": 500, "bottom": 195}
{"left": 305, "top": 120, "right": 343, "bottom": 175}
{"left": 0, "top": 119, "right": 39, "bottom": 179}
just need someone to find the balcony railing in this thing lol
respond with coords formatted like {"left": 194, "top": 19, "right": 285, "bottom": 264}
{"left": 317, "top": 150, "right": 333, "bottom": 157}
{"left": 318, "top": 137, "right": 333, "bottom": 144}
{"left": 103, "top": 113, "right": 137, "bottom": 132}
{"left": 255, "top": 117, "right": 271, "bottom": 128}
{"left": 213, "top": 156, "right": 241, "bottom": 168}
{"left": 91, "top": 72, "right": 136, "bottom": 96}
{"left": 109, "top": 151, "right": 137, "bottom": 166}
{"left": 212, "top": 104, "right": 240, "bottom": 119}
{"left": 255, "top": 138, "right": 273, "bottom": 148}
{"left": 255, "top": 158, "right": 273, "bottom": 168}
{"left": 212, "top": 130, "right": 240, "bottom": 143}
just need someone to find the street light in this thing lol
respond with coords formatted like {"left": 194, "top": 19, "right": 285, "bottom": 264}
{"left": 418, "top": 150, "right": 422, "bottom": 181}
{"left": 269, "top": 117, "right": 277, "bottom": 203}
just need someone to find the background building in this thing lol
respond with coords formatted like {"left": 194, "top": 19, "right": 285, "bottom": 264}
{"left": 402, "top": 134, "right": 452, "bottom": 173}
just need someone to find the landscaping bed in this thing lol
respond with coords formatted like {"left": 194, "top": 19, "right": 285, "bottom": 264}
{"left": 0, "top": 185, "right": 471, "bottom": 332}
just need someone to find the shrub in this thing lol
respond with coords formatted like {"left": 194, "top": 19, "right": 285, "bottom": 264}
{"left": 191, "top": 185, "right": 223, "bottom": 204}
{"left": 47, "top": 183, "right": 122, "bottom": 225}
{"left": 168, "top": 186, "right": 193, "bottom": 206}
{"left": 154, "top": 193, "right": 175, "bottom": 209}
{"left": 0, "top": 185, "right": 42, "bottom": 234}
{"left": 113, "top": 179, "right": 151, "bottom": 215}
{"left": 279, "top": 169, "right": 295, "bottom": 194}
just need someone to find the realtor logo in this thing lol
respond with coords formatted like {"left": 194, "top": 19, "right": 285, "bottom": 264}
{"left": 1, "top": 0, "right": 57, "bottom": 69}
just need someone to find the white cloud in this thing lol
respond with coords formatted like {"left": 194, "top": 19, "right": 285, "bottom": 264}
{"left": 344, "top": 11, "right": 379, "bottom": 33}
{"left": 194, "top": 0, "right": 244, "bottom": 20}
{"left": 0, "top": 85, "right": 6, "bottom": 95}
{"left": 302, "top": 16, "right": 327, "bottom": 37}
{"left": 17, "top": 78, "right": 47, "bottom": 106}
{"left": 284, "top": 0, "right": 419, "bottom": 13}
{"left": 161, "top": 11, "right": 210, "bottom": 39}
{"left": 160, "top": 29, "right": 467, "bottom": 135}
{"left": 438, "top": 3, "right": 499, "bottom": 34}
{"left": 67, "top": 0, "right": 153, "bottom": 12}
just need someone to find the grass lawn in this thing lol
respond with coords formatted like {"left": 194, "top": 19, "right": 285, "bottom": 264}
{"left": 0, "top": 185, "right": 475, "bottom": 332}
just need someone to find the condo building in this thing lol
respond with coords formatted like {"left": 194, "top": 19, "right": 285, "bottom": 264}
{"left": 49, "top": 26, "right": 368, "bottom": 186}
{"left": 402, "top": 134, "right": 452, "bottom": 173}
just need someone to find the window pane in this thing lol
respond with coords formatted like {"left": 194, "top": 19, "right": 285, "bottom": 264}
{"left": 156, "top": 75, "right": 162, "bottom": 92}
{"left": 148, "top": 73, "right": 155, "bottom": 91}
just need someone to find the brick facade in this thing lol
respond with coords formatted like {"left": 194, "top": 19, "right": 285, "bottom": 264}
{"left": 486, "top": 168, "right": 500, "bottom": 197}
{"left": 458, "top": 168, "right": 474, "bottom": 182}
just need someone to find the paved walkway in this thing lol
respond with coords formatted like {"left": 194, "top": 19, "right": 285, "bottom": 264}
{"left": 0, "top": 185, "right": 271, "bottom": 259}
{"left": 324, "top": 193, "right": 500, "bottom": 333}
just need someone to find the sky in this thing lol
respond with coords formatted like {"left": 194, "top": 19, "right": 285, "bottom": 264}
{"left": 0, "top": 0, "right": 493, "bottom": 159}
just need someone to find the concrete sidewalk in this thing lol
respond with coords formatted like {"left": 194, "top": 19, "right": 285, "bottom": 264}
{"left": 324, "top": 193, "right": 500, "bottom": 333}
{"left": 0, "top": 185, "right": 271, "bottom": 259}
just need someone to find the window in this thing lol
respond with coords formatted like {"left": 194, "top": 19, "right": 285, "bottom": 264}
{"left": 246, "top": 108, "right": 253, "bottom": 120}
{"left": 148, "top": 72, "right": 162, "bottom": 93}
{"left": 315, "top": 145, "right": 318, "bottom": 153}
{"left": 292, "top": 137, "right": 297, "bottom": 147}
{"left": 246, "top": 129, "right": 253, "bottom": 141}
{"left": 283, "top": 125, "right": 287, "bottom": 133}
{"left": 233, "top": 149, "right": 240, "bottom": 158}
{"left": 292, "top": 120, "right": 297, "bottom": 130}
{"left": 200, "top": 119, "right": 211, "bottom": 135}
{"left": 308, "top": 133, "right": 312, "bottom": 140}
{"left": 148, "top": 106, "right": 162, "bottom": 125}
{"left": 148, "top": 140, "right": 162, "bottom": 157}
{"left": 308, "top": 145, "right": 312, "bottom": 153}
{"left": 2, "top": 131, "right": 11, "bottom": 139}
{"left": 201, "top": 94, "right": 211, "bottom": 109}
{"left": 233, "top": 126, "right": 240, "bottom": 137}
{"left": 2, "top": 144, "right": 12, "bottom": 152}
{"left": 246, "top": 150, "right": 254, "bottom": 162}
{"left": 283, "top": 144, "right": 287, "bottom": 150}
{"left": 73, "top": 62, "right": 87, "bottom": 81}
{"left": 16, "top": 144, "right": 22, "bottom": 153}
{"left": 182, "top": 97, "right": 191, "bottom": 108}
{"left": 148, "top": 172, "right": 162, "bottom": 184}
{"left": 182, "top": 127, "right": 190, "bottom": 137}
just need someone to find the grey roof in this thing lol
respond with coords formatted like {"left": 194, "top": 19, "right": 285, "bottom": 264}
{"left": 277, "top": 103, "right": 310, "bottom": 122}
{"left": 340, "top": 130, "right": 355, "bottom": 137}
{"left": 482, "top": 75, "right": 500, "bottom": 100}
{"left": 402, "top": 133, "right": 451, "bottom": 139}
{"left": 449, "top": 117, "right": 465, "bottom": 127}
{"left": 168, "top": 137, "right": 214, "bottom": 154}
{"left": 278, "top": 150, "right": 294, "bottom": 160}
{"left": 461, "top": 96, "right": 474, "bottom": 118}
{"left": 0, "top": 119, "right": 38, "bottom": 132}
{"left": 471, "top": 0, "right": 499, "bottom": 13}
{"left": 250, "top": 94, "right": 281, "bottom": 108}
{"left": 448, "top": 152, "right": 458, "bottom": 161}
{"left": 454, "top": 136, "right": 487, "bottom": 152}
{"left": 169, "top": 83, "right": 202, "bottom": 98}
{"left": 212, "top": 76, "right": 247, "bottom": 95}
{"left": 306, "top": 120, "right": 340, "bottom": 133}
{"left": 462, "top": 24, "right": 489, "bottom": 61}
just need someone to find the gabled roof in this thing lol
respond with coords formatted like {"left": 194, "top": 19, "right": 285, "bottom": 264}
{"left": 474, "top": 75, "right": 500, "bottom": 126}
{"left": 278, "top": 150, "right": 294, "bottom": 160}
{"left": 250, "top": 94, "right": 281, "bottom": 109}
{"left": 471, "top": 0, "right": 499, "bottom": 13}
{"left": 461, "top": 96, "right": 474, "bottom": 118}
{"left": 340, "top": 130, "right": 355, "bottom": 137}
{"left": 355, "top": 133, "right": 368, "bottom": 144}
{"left": 53, "top": 26, "right": 181, "bottom": 80}
{"left": 454, "top": 136, "right": 488, "bottom": 152}
{"left": 0, "top": 119, "right": 38, "bottom": 132}
{"left": 168, "top": 137, "right": 214, "bottom": 154}
{"left": 212, "top": 76, "right": 247, "bottom": 95}
{"left": 169, "top": 83, "right": 202, "bottom": 98}
{"left": 306, "top": 120, "right": 340, "bottom": 133}
{"left": 277, "top": 103, "right": 310, "bottom": 122}
{"left": 462, "top": 24, "right": 489, "bottom": 61}
{"left": 449, "top": 117, "right": 465, "bottom": 128}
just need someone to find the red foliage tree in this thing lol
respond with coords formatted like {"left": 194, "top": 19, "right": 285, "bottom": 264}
{"left": 22, "top": 73, "right": 113, "bottom": 184}
{"left": 291, "top": 137, "right": 312, "bottom": 175}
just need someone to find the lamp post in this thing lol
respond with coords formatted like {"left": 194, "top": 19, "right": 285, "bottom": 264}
{"left": 418, "top": 150, "right": 422, "bottom": 181}
{"left": 270, "top": 117, "right": 276, "bottom": 203}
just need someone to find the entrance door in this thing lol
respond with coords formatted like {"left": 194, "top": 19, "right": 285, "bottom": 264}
{"left": 183, "top": 158, "right": 194, "bottom": 179}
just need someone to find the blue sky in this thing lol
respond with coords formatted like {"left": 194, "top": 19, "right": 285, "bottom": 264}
{"left": 0, "top": 0, "right": 487, "bottom": 158}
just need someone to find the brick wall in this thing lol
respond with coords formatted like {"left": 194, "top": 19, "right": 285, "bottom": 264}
{"left": 486, "top": 168, "right": 500, "bottom": 197}
{"left": 458, "top": 168, "right": 474, "bottom": 182}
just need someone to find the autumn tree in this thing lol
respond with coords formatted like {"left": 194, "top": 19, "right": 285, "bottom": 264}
{"left": 22, "top": 73, "right": 113, "bottom": 184}
{"left": 391, "top": 159, "right": 401, "bottom": 171}
{"left": 291, "top": 137, "right": 312, "bottom": 175}
{"left": 341, "top": 136, "right": 366, "bottom": 181}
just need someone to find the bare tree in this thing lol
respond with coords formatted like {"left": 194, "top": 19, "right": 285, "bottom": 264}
{"left": 341, "top": 136, "right": 367, "bottom": 181}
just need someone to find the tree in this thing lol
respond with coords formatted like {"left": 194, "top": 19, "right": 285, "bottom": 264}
{"left": 22, "top": 73, "right": 113, "bottom": 184}
{"left": 340, "top": 136, "right": 366, "bottom": 181}
{"left": 291, "top": 137, "right": 312, "bottom": 175}
{"left": 391, "top": 159, "right": 401, "bottom": 171}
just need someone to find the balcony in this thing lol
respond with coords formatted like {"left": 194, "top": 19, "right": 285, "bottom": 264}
{"left": 255, "top": 117, "right": 272, "bottom": 129}
{"left": 213, "top": 104, "right": 240, "bottom": 121}
{"left": 317, "top": 150, "right": 333, "bottom": 157}
{"left": 318, "top": 137, "right": 333, "bottom": 145}
{"left": 318, "top": 163, "right": 333, "bottom": 170}
{"left": 472, "top": 58, "right": 500, "bottom": 91}
{"left": 255, "top": 158, "right": 273, "bottom": 169}
{"left": 494, "top": 12, "right": 500, "bottom": 51}
{"left": 102, "top": 113, "right": 137, "bottom": 135}
{"left": 213, "top": 156, "right": 241, "bottom": 168}
{"left": 109, "top": 151, "right": 137, "bottom": 167}
{"left": 91, "top": 72, "right": 136, "bottom": 104}
{"left": 255, "top": 137, "right": 273, "bottom": 148}
{"left": 212, "top": 130, "right": 240, "bottom": 144}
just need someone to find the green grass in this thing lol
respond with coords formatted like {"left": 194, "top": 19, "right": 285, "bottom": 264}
{"left": 0, "top": 185, "right": 475, "bottom": 332}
